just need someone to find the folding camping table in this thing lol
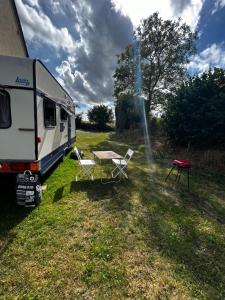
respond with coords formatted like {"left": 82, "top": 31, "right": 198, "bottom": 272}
{"left": 92, "top": 151, "right": 122, "bottom": 184}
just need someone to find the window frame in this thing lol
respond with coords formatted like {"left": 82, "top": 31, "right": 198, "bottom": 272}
{"left": 60, "top": 107, "right": 68, "bottom": 121}
{"left": 43, "top": 98, "right": 57, "bottom": 128}
{"left": 0, "top": 89, "right": 12, "bottom": 129}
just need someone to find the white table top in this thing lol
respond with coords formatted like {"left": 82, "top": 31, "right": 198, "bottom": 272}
{"left": 92, "top": 150, "right": 122, "bottom": 160}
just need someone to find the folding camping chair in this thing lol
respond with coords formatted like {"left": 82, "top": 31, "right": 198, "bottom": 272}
{"left": 74, "top": 147, "right": 96, "bottom": 181}
{"left": 111, "top": 148, "right": 134, "bottom": 179}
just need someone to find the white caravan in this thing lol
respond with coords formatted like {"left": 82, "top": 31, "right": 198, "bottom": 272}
{"left": 0, "top": 55, "right": 76, "bottom": 175}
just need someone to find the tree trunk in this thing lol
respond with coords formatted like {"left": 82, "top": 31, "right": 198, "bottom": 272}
{"left": 145, "top": 91, "right": 152, "bottom": 122}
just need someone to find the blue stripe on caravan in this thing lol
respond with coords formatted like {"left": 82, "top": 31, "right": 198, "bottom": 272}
{"left": 70, "top": 136, "right": 76, "bottom": 146}
{"left": 40, "top": 143, "right": 67, "bottom": 175}
{"left": 39, "top": 137, "right": 76, "bottom": 175}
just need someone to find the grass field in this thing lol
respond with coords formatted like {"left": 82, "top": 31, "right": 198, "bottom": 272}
{"left": 0, "top": 130, "right": 225, "bottom": 299}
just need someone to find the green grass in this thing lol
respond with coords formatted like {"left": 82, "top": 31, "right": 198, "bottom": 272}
{"left": 0, "top": 130, "right": 225, "bottom": 299}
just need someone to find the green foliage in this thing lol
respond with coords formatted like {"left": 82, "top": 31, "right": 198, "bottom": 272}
{"left": 164, "top": 68, "right": 225, "bottom": 147}
{"left": 114, "top": 12, "right": 197, "bottom": 115}
{"left": 115, "top": 94, "right": 145, "bottom": 130}
{"left": 75, "top": 113, "right": 83, "bottom": 129}
{"left": 88, "top": 104, "right": 113, "bottom": 129}
{"left": 149, "top": 116, "right": 164, "bottom": 136}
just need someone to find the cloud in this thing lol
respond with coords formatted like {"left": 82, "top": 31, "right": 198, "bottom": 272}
{"left": 112, "top": 0, "right": 204, "bottom": 30}
{"left": 188, "top": 43, "right": 225, "bottom": 74}
{"left": 56, "top": 61, "right": 97, "bottom": 101}
{"left": 15, "top": 0, "right": 76, "bottom": 53}
{"left": 49, "top": 0, "right": 63, "bottom": 15}
{"left": 170, "top": 0, "right": 192, "bottom": 14}
{"left": 17, "top": 0, "right": 208, "bottom": 109}
{"left": 24, "top": 0, "right": 39, "bottom": 8}
{"left": 112, "top": 0, "right": 173, "bottom": 26}
{"left": 212, "top": 0, "right": 225, "bottom": 14}
{"left": 47, "top": 0, "right": 77, "bottom": 18}
{"left": 177, "top": 0, "right": 204, "bottom": 30}
{"left": 55, "top": 0, "right": 133, "bottom": 105}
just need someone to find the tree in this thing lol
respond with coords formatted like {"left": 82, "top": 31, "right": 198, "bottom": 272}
{"left": 164, "top": 68, "right": 225, "bottom": 147}
{"left": 115, "top": 94, "right": 144, "bottom": 130}
{"left": 75, "top": 113, "right": 83, "bottom": 129}
{"left": 88, "top": 104, "right": 113, "bottom": 129}
{"left": 114, "top": 12, "right": 197, "bottom": 117}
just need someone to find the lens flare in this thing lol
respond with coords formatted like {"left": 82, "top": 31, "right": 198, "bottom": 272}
{"left": 133, "top": 38, "right": 154, "bottom": 169}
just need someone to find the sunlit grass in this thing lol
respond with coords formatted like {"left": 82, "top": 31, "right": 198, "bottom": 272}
{"left": 0, "top": 130, "right": 225, "bottom": 299}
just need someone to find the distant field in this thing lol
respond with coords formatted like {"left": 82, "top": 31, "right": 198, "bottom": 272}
{"left": 0, "top": 130, "right": 225, "bottom": 299}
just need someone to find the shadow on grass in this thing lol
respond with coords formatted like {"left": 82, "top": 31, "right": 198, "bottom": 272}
{"left": 88, "top": 130, "right": 225, "bottom": 223}
{"left": 53, "top": 186, "right": 65, "bottom": 202}
{"left": 70, "top": 179, "right": 133, "bottom": 212}
{"left": 85, "top": 131, "right": 225, "bottom": 295}
{"left": 0, "top": 176, "right": 31, "bottom": 257}
{"left": 131, "top": 165, "right": 225, "bottom": 298}
{"left": 0, "top": 158, "right": 66, "bottom": 256}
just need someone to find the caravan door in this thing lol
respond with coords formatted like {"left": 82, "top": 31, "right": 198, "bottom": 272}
{"left": 0, "top": 89, "right": 35, "bottom": 161}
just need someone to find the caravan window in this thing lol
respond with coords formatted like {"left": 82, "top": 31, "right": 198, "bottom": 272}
{"left": 60, "top": 108, "right": 68, "bottom": 121}
{"left": 0, "top": 90, "right": 11, "bottom": 129}
{"left": 44, "top": 99, "right": 56, "bottom": 127}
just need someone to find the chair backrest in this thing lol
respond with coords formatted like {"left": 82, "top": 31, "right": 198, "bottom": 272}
{"left": 74, "top": 146, "right": 81, "bottom": 161}
{"left": 124, "top": 148, "right": 134, "bottom": 163}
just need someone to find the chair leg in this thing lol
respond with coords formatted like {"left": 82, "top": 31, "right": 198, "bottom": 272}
{"left": 76, "top": 165, "right": 94, "bottom": 181}
{"left": 111, "top": 165, "right": 119, "bottom": 178}
{"left": 114, "top": 169, "right": 127, "bottom": 179}
{"left": 76, "top": 168, "right": 83, "bottom": 181}
{"left": 113, "top": 165, "right": 128, "bottom": 179}
{"left": 120, "top": 168, "right": 128, "bottom": 179}
{"left": 85, "top": 167, "right": 94, "bottom": 181}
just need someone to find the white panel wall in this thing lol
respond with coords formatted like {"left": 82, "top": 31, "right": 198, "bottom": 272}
{"left": 0, "top": 89, "right": 35, "bottom": 160}
{"left": 0, "top": 56, "right": 33, "bottom": 88}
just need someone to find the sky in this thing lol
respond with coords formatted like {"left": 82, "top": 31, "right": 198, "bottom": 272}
{"left": 16, "top": 0, "right": 225, "bottom": 114}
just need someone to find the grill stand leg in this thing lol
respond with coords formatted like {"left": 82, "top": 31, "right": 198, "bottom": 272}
{"left": 177, "top": 168, "right": 182, "bottom": 183}
{"left": 187, "top": 168, "right": 190, "bottom": 190}
{"left": 165, "top": 165, "right": 175, "bottom": 182}
{"left": 175, "top": 167, "right": 180, "bottom": 183}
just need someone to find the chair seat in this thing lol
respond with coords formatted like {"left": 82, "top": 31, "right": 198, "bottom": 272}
{"left": 112, "top": 159, "right": 127, "bottom": 166}
{"left": 79, "top": 159, "right": 96, "bottom": 166}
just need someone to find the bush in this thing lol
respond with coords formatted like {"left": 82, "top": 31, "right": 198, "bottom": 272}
{"left": 115, "top": 94, "right": 147, "bottom": 131}
{"left": 76, "top": 113, "right": 83, "bottom": 129}
{"left": 88, "top": 105, "right": 113, "bottom": 129}
{"left": 149, "top": 117, "right": 162, "bottom": 134}
{"left": 164, "top": 68, "right": 225, "bottom": 147}
{"left": 77, "top": 121, "right": 114, "bottom": 132}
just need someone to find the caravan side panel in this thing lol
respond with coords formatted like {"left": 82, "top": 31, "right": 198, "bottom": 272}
{"left": 35, "top": 61, "right": 76, "bottom": 173}
{"left": 35, "top": 61, "right": 71, "bottom": 105}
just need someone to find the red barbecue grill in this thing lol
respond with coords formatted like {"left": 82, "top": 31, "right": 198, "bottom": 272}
{"left": 165, "top": 159, "right": 192, "bottom": 189}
